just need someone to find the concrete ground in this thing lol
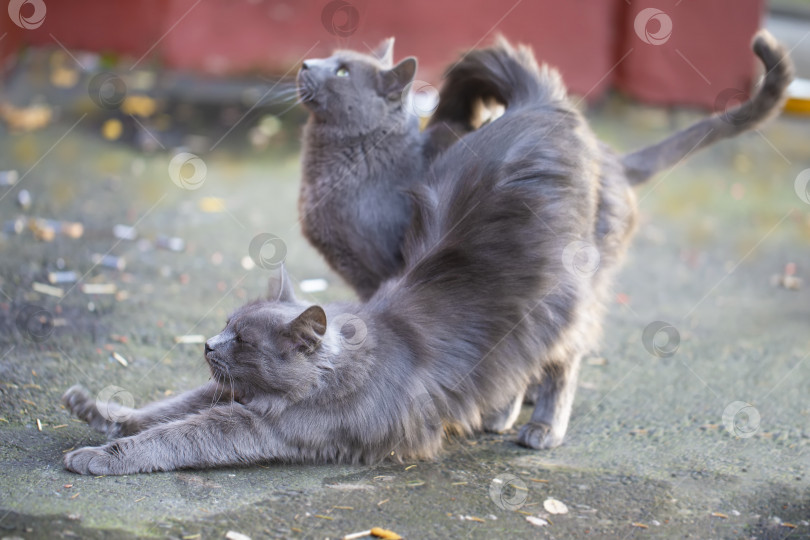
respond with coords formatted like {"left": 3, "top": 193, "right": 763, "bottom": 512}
{"left": 1, "top": 80, "right": 809, "bottom": 538}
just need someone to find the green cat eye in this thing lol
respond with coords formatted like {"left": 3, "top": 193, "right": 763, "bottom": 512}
{"left": 335, "top": 67, "right": 350, "bottom": 77}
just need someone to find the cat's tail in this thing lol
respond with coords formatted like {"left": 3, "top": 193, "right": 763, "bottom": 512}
{"left": 428, "top": 36, "right": 565, "bottom": 131}
{"left": 622, "top": 30, "right": 794, "bottom": 185}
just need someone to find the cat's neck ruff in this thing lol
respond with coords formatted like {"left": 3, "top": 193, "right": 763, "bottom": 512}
{"left": 304, "top": 112, "right": 418, "bottom": 144}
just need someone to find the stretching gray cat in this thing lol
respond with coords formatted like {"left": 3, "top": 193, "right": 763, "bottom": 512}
{"left": 297, "top": 32, "right": 793, "bottom": 436}
{"left": 62, "top": 32, "right": 792, "bottom": 474}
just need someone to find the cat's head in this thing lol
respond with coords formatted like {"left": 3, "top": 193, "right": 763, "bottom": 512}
{"left": 204, "top": 268, "right": 334, "bottom": 402}
{"left": 297, "top": 38, "right": 417, "bottom": 132}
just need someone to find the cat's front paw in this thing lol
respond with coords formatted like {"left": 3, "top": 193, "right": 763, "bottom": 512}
{"left": 516, "top": 421, "right": 564, "bottom": 449}
{"left": 62, "top": 385, "right": 122, "bottom": 437}
{"left": 63, "top": 446, "right": 115, "bottom": 475}
{"left": 62, "top": 385, "right": 92, "bottom": 417}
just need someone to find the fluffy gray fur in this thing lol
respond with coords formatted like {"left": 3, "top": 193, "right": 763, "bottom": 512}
{"left": 62, "top": 32, "right": 792, "bottom": 474}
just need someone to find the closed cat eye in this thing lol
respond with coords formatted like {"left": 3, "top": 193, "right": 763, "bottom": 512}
{"left": 335, "top": 66, "right": 349, "bottom": 77}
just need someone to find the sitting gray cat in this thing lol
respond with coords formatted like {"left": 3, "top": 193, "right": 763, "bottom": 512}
{"left": 62, "top": 32, "right": 791, "bottom": 474}
{"left": 297, "top": 39, "right": 484, "bottom": 300}
{"left": 297, "top": 39, "right": 423, "bottom": 299}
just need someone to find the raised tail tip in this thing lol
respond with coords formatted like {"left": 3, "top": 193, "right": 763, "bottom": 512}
{"left": 752, "top": 29, "right": 794, "bottom": 78}
{"left": 752, "top": 29, "right": 782, "bottom": 56}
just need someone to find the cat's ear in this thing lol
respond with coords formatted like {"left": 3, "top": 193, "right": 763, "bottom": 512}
{"left": 373, "top": 37, "right": 395, "bottom": 67}
{"left": 268, "top": 265, "right": 296, "bottom": 303}
{"left": 290, "top": 305, "right": 327, "bottom": 350}
{"left": 379, "top": 57, "right": 417, "bottom": 99}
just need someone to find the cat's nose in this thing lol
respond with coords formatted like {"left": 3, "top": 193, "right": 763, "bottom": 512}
{"left": 204, "top": 341, "right": 213, "bottom": 355}
{"left": 301, "top": 61, "right": 311, "bottom": 70}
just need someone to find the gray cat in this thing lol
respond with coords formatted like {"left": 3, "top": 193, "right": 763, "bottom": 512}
{"left": 62, "top": 32, "right": 791, "bottom": 474}
{"left": 297, "top": 39, "right": 480, "bottom": 299}
{"left": 297, "top": 39, "right": 423, "bottom": 299}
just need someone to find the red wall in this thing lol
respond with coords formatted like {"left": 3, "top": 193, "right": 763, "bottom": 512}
{"left": 615, "top": 0, "right": 766, "bottom": 108}
{"left": 11, "top": 0, "right": 764, "bottom": 107}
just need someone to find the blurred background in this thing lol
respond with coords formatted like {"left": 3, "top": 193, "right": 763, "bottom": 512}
{"left": 1, "top": 1, "right": 809, "bottom": 539}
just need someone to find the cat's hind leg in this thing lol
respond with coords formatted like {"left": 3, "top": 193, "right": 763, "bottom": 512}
{"left": 516, "top": 354, "right": 582, "bottom": 449}
{"left": 482, "top": 390, "right": 524, "bottom": 433}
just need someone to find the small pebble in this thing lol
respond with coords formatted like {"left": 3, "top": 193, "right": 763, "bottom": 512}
{"left": 156, "top": 235, "right": 185, "bottom": 252}
{"left": 3, "top": 218, "right": 26, "bottom": 235}
{"left": 17, "top": 189, "right": 32, "bottom": 210}
{"left": 0, "top": 169, "right": 19, "bottom": 186}
{"left": 113, "top": 224, "right": 138, "bottom": 240}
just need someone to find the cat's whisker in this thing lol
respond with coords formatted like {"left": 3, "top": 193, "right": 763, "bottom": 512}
{"left": 264, "top": 87, "right": 299, "bottom": 97}
{"left": 274, "top": 97, "right": 306, "bottom": 118}
{"left": 210, "top": 371, "right": 225, "bottom": 409}
{"left": 228, "top": 372, "right": 235, "bottom": 416}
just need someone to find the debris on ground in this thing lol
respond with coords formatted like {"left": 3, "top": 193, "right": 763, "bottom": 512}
{"left": 526, "top": 515, "right": 549, "bottom": 527}
{"left": 771, "top": 262, "right": 802, "bottom": 290}
{"left": 156, "top": 235, "right": 186, "bottom": 252}
{"left": 0, "top": 169, "right": 19, "bottom": 186}
{"left": 48, "top": 271, "right": 78, "bottom": 284}
{"left": 543, "top": 497, "right": 568, "bottom": 514}
{"left": 92, "top": 254, "right": 126, "bottom": 271}
{"left": 16, "top": 189, "right": 32, "bottom": 210}
{"left": 0, "top": 102, "right": 53, "bottom": 131}
{"left": 174, "top": 334, "right": 206, "bottom": 344}
{"left": 370, "top": 528, "right": 402, "bottom": 539}
{"left": 81, "top": 283, "right": 117, "bottom": 295}
{"left": 111, "top": 352, "right": 128, "bottom": 367}
{"left": 32, "top": 282, "right": 64, "bottom": 298}
{"left": 113, "top": 224, "right": 138, "bottom": 240}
